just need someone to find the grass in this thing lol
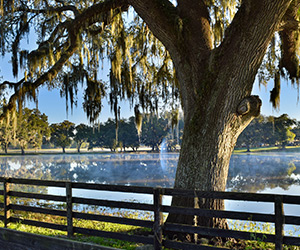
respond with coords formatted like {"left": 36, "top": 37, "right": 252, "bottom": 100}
{"left": 1, "top": 207, "right": 300, "bottom": 250}
{"left": 234, "top": 145, "right": 300, "bottom": 154}
{"left": 1, "top": 209, "right": 149, "bottom": 250}
{"left": 225, "top": 220, "right": 300, "bottom": 250}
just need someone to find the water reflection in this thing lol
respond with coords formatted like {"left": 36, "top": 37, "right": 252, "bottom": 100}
{"left": 228, "top": 153, "right": 300, "bottom": 193}
{"left": 1, "top": 152, "right": 300, "bottom": 194}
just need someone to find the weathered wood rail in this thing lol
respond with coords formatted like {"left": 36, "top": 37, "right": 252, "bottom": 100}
{"left": 0, "top": 177, "right": 299, "bottom": 250}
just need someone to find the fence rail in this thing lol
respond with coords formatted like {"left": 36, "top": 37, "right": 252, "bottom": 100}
{"left": 0, "top": 177, "right": 299, "bottom": 250}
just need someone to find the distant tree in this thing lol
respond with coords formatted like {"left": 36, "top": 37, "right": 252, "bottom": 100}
{"left": 272, "top": 114, "right": 296, "bottom": 148}
{"left": 237, "top": 114, "right": 297, "bottom": 150}
{"left": 74, "top": 124, "right": 92, "bottom": 153}
{"left": 50, "top": 120, "right": 75, "bottom": 153}
{"left": 88, "top": 119, "right": 120, "bottom": 152}
{"left": 236, "top": 116, "right": 265, "bottom": 151}
{"left": 292, "top": 121, "right": 300, "bottom": 143}
{"left": 101, "top": 119, "right": 121, "bottom": 151}
{"left": 0, "top": 114, "right": 13, "bottom": 154}
{"left": 16, "top": 108, "right": 50, "bottom": 155}
{"left": 119, "top": 117, "right": 140, "bottom": 151}
{"left": 141, "top": 115, "right": 169, "bottom": 151}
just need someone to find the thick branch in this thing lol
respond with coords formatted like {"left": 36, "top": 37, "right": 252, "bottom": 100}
{"left": 0, "top": 79, "right": 24, "bottom": 90}
{"left": 237, "top": 95, "right": 262, "bottom": 117}
{"left": 128, "top": 0, "right": 180, "bottom": 57}
{"left": 217, "top": 0, "right": 292, "bottom": 93}
{"left": 177, "top": 0, "right": 212, "bottom": 54}
{"left": 279, "top": 0, "right": 300, "bottom": 78}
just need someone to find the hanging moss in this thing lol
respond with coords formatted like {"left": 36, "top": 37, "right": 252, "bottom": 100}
{"left": 270, "top": 72, "right": 281, "bottom": 109}
{"left": 134, "top": 105, "right": 143, "bottom": 136}
{"left": 1, "top": 0, "right": 181, "bottom": 124}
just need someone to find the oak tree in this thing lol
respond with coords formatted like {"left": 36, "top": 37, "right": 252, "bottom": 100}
{"left": 1, "top": 0, "right": 300, "bottom": 229}
{"left": 15, "top": 108, "right": 50, "bottom": 154}
{"left": 118, "top": 117, "right": 140, "bottom": 151}
{"left": 50, "top": 120, "right": 75, "bottom": 153}
{"left": 74, "top": 123, "right": 92, "bottom": 152}
{"left": 141, "top": 115, "right": 169, "bottom": 151}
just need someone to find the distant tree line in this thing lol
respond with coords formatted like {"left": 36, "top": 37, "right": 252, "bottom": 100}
{"left": 236, "top": 114, "right": 299, "bottom": 151}
{"left": 0, "top": 107, "right": 184, "bottom": 154}
{"left": 1, "top": 107, "right": 299, "bottom": 154}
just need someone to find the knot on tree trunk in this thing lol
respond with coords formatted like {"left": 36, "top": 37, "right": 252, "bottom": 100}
{"left": 237, "top": 95, "right": 262, "bottom": 117}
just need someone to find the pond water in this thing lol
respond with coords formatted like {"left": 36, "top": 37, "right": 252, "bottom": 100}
{"left": 0, "top": 151, "right": 300, "bottom": 235}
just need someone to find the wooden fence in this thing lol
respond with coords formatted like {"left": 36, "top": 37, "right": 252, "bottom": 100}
{"left": 0, "top": 177, "right": 299, "bottom": 250}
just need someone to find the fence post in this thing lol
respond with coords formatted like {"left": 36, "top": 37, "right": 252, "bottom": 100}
{"left": 153, "top": 188, "right": 163, "bottom": 250}
{"left": 66, "top": 182, "right": 73, "bottom": 238}
{"left": 3, "top": 178, "right": 10, "bottom": 228}
{"left": 275, "top": 195, "right": 284, "bottom": 250}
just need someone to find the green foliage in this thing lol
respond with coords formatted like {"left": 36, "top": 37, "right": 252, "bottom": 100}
{"left": 50, "top": 120, "right": 75, "bottom": 153}
{"left": 0, "top": 0, "right": 179, "bottom": 123}
{"left": 88, "top": 118, "right": 119, "bottom": 151}
{"left": 118, "top": 117, "right": 140, "bottom": 151}
{"left": 74, "top": 123, "right": 93, "bottom": 153}
{"left": 0, "top": 106, "right": 50, "bottom": 154}
{"left": 236, "top": 114, "right": 297, "bottom": 151}
{"left": 140, "top": 114, "right": 169, "bottom": 151}
{"left": 16, "top": 108, "right": 50, "bottom": 154}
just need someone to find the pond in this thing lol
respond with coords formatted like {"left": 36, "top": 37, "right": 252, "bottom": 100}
{"left": 0, "top": 151, "right": 300, "bottom": 235}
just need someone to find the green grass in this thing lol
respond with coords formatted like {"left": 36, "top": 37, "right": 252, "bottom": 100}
{"left": 226, "top": 220, "right": 300, "bottom": 250}
{"left": 234, "top": 145, "right": 300, "bottom": 154}
{"left": 1, "top": 210, "right": 148, "bottom": 250}
{"left": 1, "top": 209, "right": 300, "bottom": 249}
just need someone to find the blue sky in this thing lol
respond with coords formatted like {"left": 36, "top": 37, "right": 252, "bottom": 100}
{"left": 1, "top": 51, "right": 300, "bottom": 125}
{"left": 252, "top": 79, "right": 300, "bottom": 121}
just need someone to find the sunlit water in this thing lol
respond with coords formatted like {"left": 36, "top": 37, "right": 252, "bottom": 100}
{"left": 0, "top": 150, "right": 300, "bottom": 235}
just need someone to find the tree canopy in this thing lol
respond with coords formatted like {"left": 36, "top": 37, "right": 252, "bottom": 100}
{"left": 0, "top": 0, "right": 180, "bottom": 125}
{"left": 50, "top": 120, "right": 75, "bottom": 153}
{"left": 1, "top": 0, "right": 300, "bottom": 230}
{"left": 0, "top": 1, "right": 299, "bottom": 119}
{"left": 236, "top": 114, "right": 297, "bottom": 150}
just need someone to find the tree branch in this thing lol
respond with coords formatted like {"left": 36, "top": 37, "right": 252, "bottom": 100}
{"left": 1, "top": 0, "right": 129, "bottom": 121}
{"left": 17, "top": 4, "right": 80, "bottom": 17}
{"left": 216, "top": 0, "right": 292, "bottom": 92}
{"left": 177, "top": 0, "right": 212, "bottom": 53}
{"left": 0, "top": 79, "right": 25, "bottom": 90}
{"left": 128, "top": 0, "right": 180, "bottom": 57}
{"left": 279, "top": 0, "right": 300, "bottom": 78}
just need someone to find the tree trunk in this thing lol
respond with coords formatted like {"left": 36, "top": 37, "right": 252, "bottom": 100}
{"left": 62, "top": 147, "right": 66, "bottom": 154}
{"left": 21, "top": 147, "right": 25, "bottom": 155}
{"left": 128, "top": 0, "right": 291, "bottom": 236}
{"left": 149, "top": 2, "right": 290, "bottom": 236}
{"left": 77, "top": 143, "right": 82, "bottom": 153}
{"left": 246, "top": 143, "right": 251, "bottom": 152}
{"left": 166, "top": 83, "right": 262, "bottom": 219}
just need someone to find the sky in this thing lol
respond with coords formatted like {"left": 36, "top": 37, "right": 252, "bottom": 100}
{"left": 1, "top": 31, "right": 300, "bottom": 125}
{"left": 1, "top": 53, "right": 300, "bottom": 125}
